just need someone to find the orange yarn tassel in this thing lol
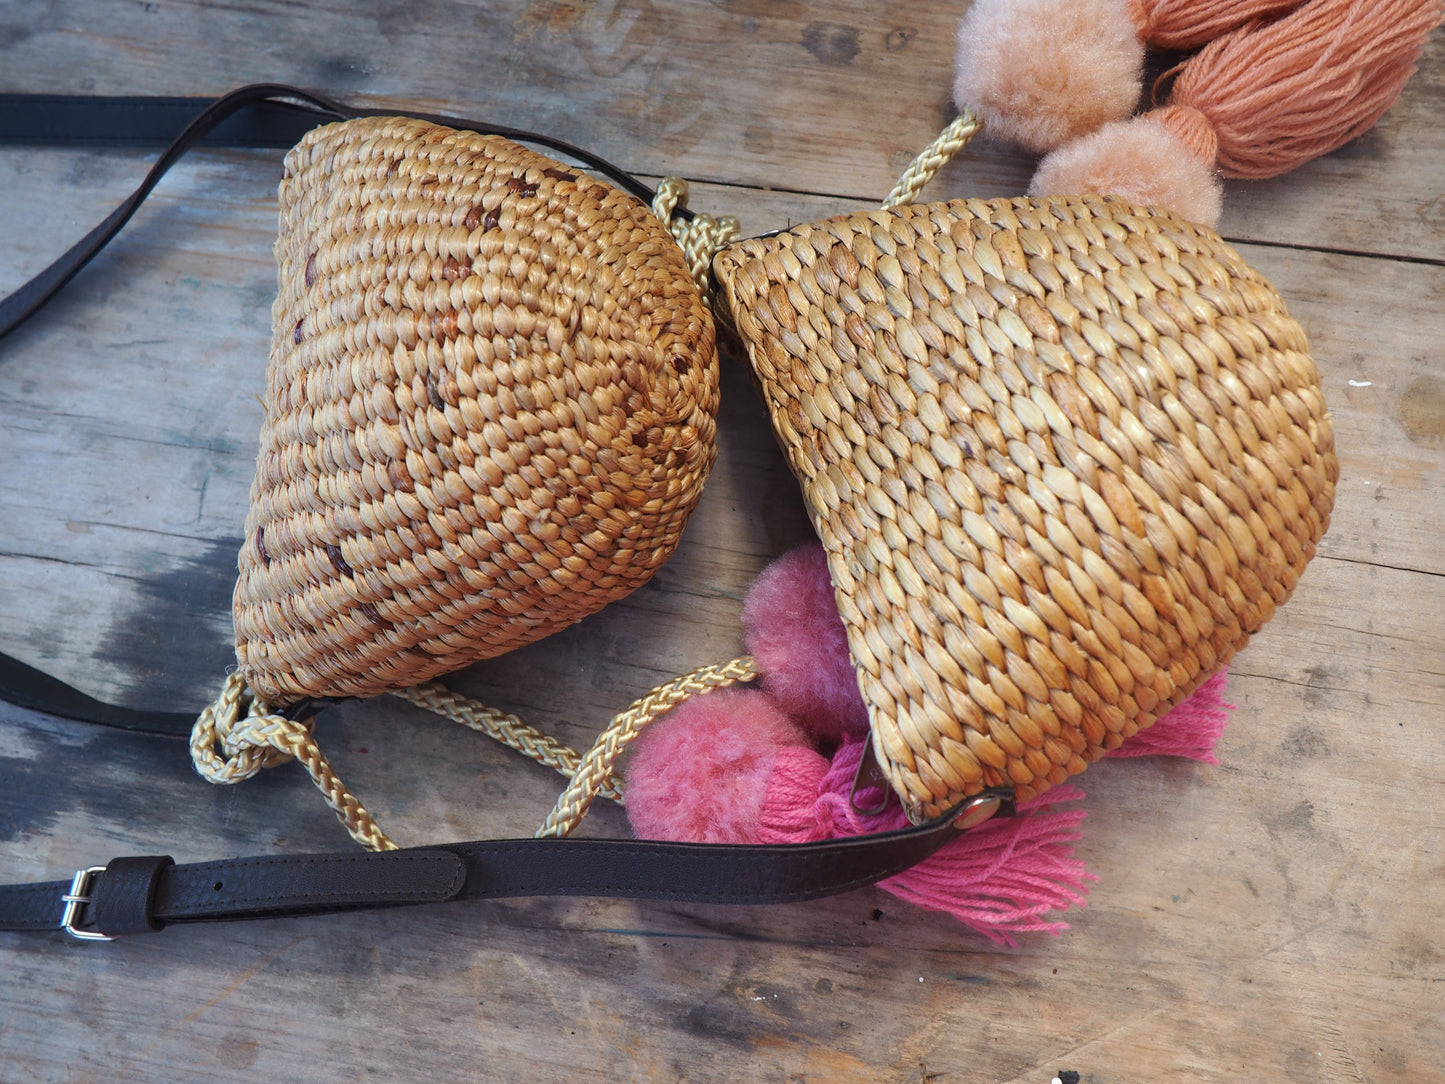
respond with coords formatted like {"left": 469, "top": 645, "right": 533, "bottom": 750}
{"left": 1161, "top": 0, "right": 1444, "bottom": 179}
{"left": 1129, "top": 0, "right": 1308, "bottom": 49}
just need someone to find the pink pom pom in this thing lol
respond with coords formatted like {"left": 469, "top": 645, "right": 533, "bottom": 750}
{"left": 1030, "top": 114, "right": 1224, "bottom": 227}
{"left": 954, "top": 0, "right": 1145, "bottom": 153}
{"left": 741, "top": 544, "right": 869, "bottom": 746}
{"left": 624, "top": 687, "right": 810, "bottom": 844}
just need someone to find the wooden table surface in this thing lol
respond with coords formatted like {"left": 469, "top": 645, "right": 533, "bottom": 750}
{"left": 2, "top": 3, "right": 1442, "bottom": 1081}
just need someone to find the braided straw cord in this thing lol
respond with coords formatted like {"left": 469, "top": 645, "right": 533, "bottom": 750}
{"left": 192, "top": 673, "right": 398, "bottom": 850}
{"left": 882, "top": 110, "right": 985, "bottom": 210}
{"left": 714, "top": 195, "right": 1337, "bottom": 820}
{"left": 390, "top": 681, "right": 624, "bottom": 802}
{"left": 193, "top": 658, "right": 757, "bottom": 848}
{"left": 651, "top": 177, "right": 741, "bottom": 301}
{"left": 536, "top": 655, "right": 758, "bottom": 838}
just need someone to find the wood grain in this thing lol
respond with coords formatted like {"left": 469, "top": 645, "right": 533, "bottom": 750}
{"left": 1, "top": 2, "right": 1442, "bottom": 1082}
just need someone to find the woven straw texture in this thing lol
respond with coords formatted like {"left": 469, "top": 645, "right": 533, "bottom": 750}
{"left": 714, "top": 194, "right": 1337, "bottom": 821}
{"left": 234, "top": 117, "right": 717, "bottom": 707}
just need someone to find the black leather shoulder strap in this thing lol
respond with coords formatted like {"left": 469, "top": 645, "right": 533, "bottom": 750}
{"left": 0, "top": 85, "right": 334, "bottom": 340}
{"left": 0, "top": 92, "right": 330, "bottom": 149}
{"left": 0, "top": 649, "right": 197, "bottom": 735}
{"left": 0, "top": 792, "right": 1014, "bottom": 937}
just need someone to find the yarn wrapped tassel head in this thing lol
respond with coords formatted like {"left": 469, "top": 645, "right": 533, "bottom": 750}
{"left": 1162, "top": 0, "right": 1443, "bottom": 181}
{"left": 951, "top": 0, "right": 1319, "bottom": 157}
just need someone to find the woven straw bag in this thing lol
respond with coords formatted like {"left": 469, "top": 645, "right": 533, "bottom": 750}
{"left": 712, "top": 195, "right": 1337, "bottom": 821}
{"left": 183, "top": 104, "right": 1333, "bottom": 848}
{"left": 232, "top": 115, "right": 719, "bottom": 707}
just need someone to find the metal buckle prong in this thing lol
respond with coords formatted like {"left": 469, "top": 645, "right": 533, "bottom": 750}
{"left": 60, "top": 866, "right": 115, "bottom": 942}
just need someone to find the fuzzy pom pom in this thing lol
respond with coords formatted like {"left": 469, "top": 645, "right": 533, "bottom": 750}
{"left": 741, "top": 544, "right": 869, "bottom": 746}
{"left": 1030, "top": 115, "right": 1224, "bottom": 227}
{"left": 953, "top": 0, "right": 1145, "bottom": 154}
{"left": 624, "top": 686, "right": 810, "bottom": 844}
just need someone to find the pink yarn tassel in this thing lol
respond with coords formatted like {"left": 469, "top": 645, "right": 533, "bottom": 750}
{"left": 752, "top": 674, "right": 1232, "bottom": 941}
{"left": 1108, "top": 669, "right": 1234, "bottom": 762}
{"left": 759, "top": 744, "right": 1095, "bottom": 945}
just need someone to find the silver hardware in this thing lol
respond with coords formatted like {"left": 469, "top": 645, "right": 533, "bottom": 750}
{"left": 952, "top": 789, "right": 1013, "bottom": 831}
{"left": 848, "top": 743, "right": 893, "bottom": 816}
{"left": 59, "top": 866, "right": 114, "bottom": 942}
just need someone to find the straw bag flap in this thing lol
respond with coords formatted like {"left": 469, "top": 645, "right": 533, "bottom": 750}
{"left": 233, "top": 116, "right": 718, "bottom": 708}
{"left": 713, "top": 195, "right": 1337, "bottom": 821}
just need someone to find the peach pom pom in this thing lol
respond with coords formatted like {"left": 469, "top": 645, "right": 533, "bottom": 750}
{"left": 953, "top": 0, "right": 1145, "bottom": 153}
{"left": 1030, "top": 115, "right": 1224, "bottom": 227}
{"left": 623, "top": 687, "right": 811, "bottom": 844}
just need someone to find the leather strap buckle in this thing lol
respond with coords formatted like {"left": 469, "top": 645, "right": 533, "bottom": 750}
{"left": 59, "top": 866, "right": 114, "bottom": 942}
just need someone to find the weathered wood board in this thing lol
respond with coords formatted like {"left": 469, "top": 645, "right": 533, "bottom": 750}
{"left": 1, "top": 3, "right": 1442, "bottom": 1082}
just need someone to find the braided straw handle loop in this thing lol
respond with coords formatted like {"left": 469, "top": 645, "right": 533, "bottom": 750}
{"left": 193, "top": 660, "right": 758, "bottom": 849}
{"left": 190, "top": 672, "right": 293, "bottom": 783}
{"left": 193, "top": 673, "right": 397, "bottom": 850}
{"left": 651, "top": 177, "right": 741, "bottom": 302}
{"left": 882, "top": 109, "right": 985, "bottom": 209}
{"left": 392, "top": 681, "right": 626, "bottom": 803}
